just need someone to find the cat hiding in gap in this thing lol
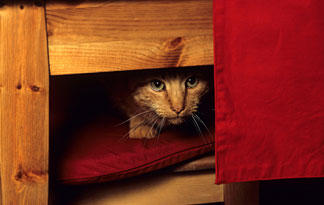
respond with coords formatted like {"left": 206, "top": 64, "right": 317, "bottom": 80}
{"left": 105, "top": 67, "right": 213, "bottom": 139}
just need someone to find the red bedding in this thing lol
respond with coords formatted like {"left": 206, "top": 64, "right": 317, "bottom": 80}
{"left": 57, "top": 116, "right": 213, "bottom": 184}
{"left": 214, "top": 0, "right": 324, "bottom": 183}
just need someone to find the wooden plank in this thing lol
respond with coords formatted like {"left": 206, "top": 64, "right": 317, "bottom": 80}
{"left": 0, "top": 174, "right": 2, "bottom": 204}
{"left": 224, "top": 182, "right": 260, "bottom": 205}
{"left": 46, "top": 0, "right": 213, "bottom": 75}
{"left": 57, "top": 171, "right": 223, "bottom": 205}
{"left": 173, "top": 154, "right": 215, "bottom": 172}
{"left": 0, "top": 1, "right": 49, "bottom": 204}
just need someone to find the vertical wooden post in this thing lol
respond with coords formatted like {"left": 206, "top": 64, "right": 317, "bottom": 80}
{"left": 224, "top": 182, "right": 260, "bottom": 205}
{"left": 0, "top": 1, "right": 49, "bottom": 204}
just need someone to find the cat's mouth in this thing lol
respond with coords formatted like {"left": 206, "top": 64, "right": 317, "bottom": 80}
{"left": 167, "top": 116, "right": 185, "bottom": 125}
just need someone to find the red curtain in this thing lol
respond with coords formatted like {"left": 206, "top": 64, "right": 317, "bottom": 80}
{"left": 214, "top": 0, "right": 324, "bottom": 183}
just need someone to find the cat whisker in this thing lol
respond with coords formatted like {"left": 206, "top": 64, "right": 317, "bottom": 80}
{"left": 119, "top": 120, "right": 147, "bottom": 142}
{"left": 158, "top": 117, "right": 166, "bottom": 136}
{"left": 154, "top": 117, "right": 165, "bottom": 146}
{"left": 119, "top": 116, "right": 157, "bottom": 141}
{"left": 114, "top": 109, "right": 153, "bottom": 127}
{"left": 193, "top": 113, "right": 212, "bottom": 140}
{"left": 191, "top": 115, "right": 202, "bottom": 136}
{"left": 147, "top": 117, "right": 159, "bottom": 139}
{"left": 193, "top": 113, "right": 210, "bottom": 133}
{"left": 191, "top": 115, "right": 208, "bottom": 143}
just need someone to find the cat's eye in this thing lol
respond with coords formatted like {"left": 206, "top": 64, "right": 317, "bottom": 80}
{"left": 185, "top": 76, "right": 198, "bottom": 88}
{"left": 150, "top": 80, "right": 165, "bottom": 91}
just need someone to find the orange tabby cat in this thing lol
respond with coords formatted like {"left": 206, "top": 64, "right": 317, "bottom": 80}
{"left": 106, "top": 68, "right": 211, "bottom": 139}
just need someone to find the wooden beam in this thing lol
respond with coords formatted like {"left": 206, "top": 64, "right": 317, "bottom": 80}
{"left": 0, "top": 175, "right": 2, "bottom": 204}
{"left": 0, "top": 1, "right": 49, "bottom": 204}
{"left": 224, "top": 182, "right": 260, "bottom": 205}
{"left": 46, "top": 0, "right": 213, "bottom": 75}
{"left": 56, "top": 172, "right": 223, "bottom": 205}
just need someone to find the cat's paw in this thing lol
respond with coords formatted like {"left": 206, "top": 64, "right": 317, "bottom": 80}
{"left": 129, "top": 125, "right": 157, "bottom": 139}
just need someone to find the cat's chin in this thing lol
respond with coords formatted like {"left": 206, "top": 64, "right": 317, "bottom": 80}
{"left": 167, "top": 117, "right": 185, "bottom": 125}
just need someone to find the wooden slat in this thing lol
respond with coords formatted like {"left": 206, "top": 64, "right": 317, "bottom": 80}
{"left": 0, "top": 1, "right": 49, "bottom": 204}
{"left": 57, "top": 171, "right": 223, "bottom": 205}
{"left": 173, "top": 154, "right": 215, "bottom": 172}
{"left": 224, "top": 182, "right": 260, "bottom": 205}
{"left": 0, "top": 175, "right": 2, "bottom": 204}
{"left": 46, "top": 0, "right": 213, "bottom": 75}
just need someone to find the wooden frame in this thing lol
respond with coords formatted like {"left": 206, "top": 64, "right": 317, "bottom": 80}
{"left": 0, "top": 0, "right": 259, "bottom": 204}
{"left": 0, "top": 1, "right": 49, "bottom": 204}
{"left": 225, "top": 182, "right": 260, "bottom": 205}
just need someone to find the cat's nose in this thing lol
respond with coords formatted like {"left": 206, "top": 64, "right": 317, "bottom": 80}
{"left": 173, "top": 107, "right": 184, "bottom": 115}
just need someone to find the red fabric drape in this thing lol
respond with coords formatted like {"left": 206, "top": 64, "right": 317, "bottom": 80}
{"left": 214, "top": 0, "right": 324, "bottom": 183}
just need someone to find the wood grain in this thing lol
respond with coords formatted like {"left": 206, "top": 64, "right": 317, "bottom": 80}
{"left": 173, "top": 154, "right": 215, "bottom": 172}
{"left": 0, "top": 1, "right": 49, "bottom": 204}
{"left": 46, "top": 0, "right": 213, "bottom": 75}
{"left": 224, "top": 182, "right": 260, "bottom": 205}
{"left": 58, "top": 171, "right": 223, "bottom": 205}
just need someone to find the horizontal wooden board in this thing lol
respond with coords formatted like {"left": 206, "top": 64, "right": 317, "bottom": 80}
{"left": 173, "top": 154, "right": 215, "bottom": 172}
{"left": 46, "top": 0, "right": 213, "bottom": 75}
{"left": 56, "top": 171, "right": 223, "bottom": 204}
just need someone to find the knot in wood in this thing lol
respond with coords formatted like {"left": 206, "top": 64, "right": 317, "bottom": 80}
{"left": 164, "top": 37, "right": 184, "bottom": 51}
{"left": 170, "top": 37, "right": 183, "bottom": 48}
{"left": 15, "top": 165, "right": 48, "bottom": 184}
{"left": 16, "top": 84, "right": 22, "bottom": 90}
{"left": 30, "top": 85, "right": 40, "bottom": 92}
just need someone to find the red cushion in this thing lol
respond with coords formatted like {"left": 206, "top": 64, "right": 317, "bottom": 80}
{"left": 214, "top": 0, "right": 324, "bottom": 183}
{"left": 56, "top": 116, "right": 213, "bottom": 184}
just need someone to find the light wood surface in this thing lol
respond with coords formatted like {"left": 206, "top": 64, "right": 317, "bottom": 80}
{"left": 60, "top": 171, "right": 223, "bottom": 205}
{"left": 46, "top": 0, "right": 213, "bottom": 75}
{"left": 0, "top": 175, "right": 2, "bottom": 203}
{"left": 173, "top": 154, "right": 215, "bottom": 172}
{"left": 224, "top": 182, "right": 260, "bottom": 205}
{"left": 0, "top": 1, "right": 49, "bottom": 204}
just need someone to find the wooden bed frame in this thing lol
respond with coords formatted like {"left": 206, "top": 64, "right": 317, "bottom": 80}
{"left": 0, "top": 0, "right": 258, "bottom": 204}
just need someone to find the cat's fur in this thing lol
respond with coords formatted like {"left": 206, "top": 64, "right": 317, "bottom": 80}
{"left": 106, "top": 68, "right": 211, "bottom": 139}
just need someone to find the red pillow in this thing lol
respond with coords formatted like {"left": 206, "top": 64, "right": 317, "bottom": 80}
{"left": 56, "top": 116, "right": 214, "bottom": 184}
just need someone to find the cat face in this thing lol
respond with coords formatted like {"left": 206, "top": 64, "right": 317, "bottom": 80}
{"left": 133, "top": 71, "right": 209, "bottom": 125}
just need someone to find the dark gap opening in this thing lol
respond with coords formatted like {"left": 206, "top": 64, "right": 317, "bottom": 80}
{"left": 50, "top": 66, "right": 215, "bottom": 204}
